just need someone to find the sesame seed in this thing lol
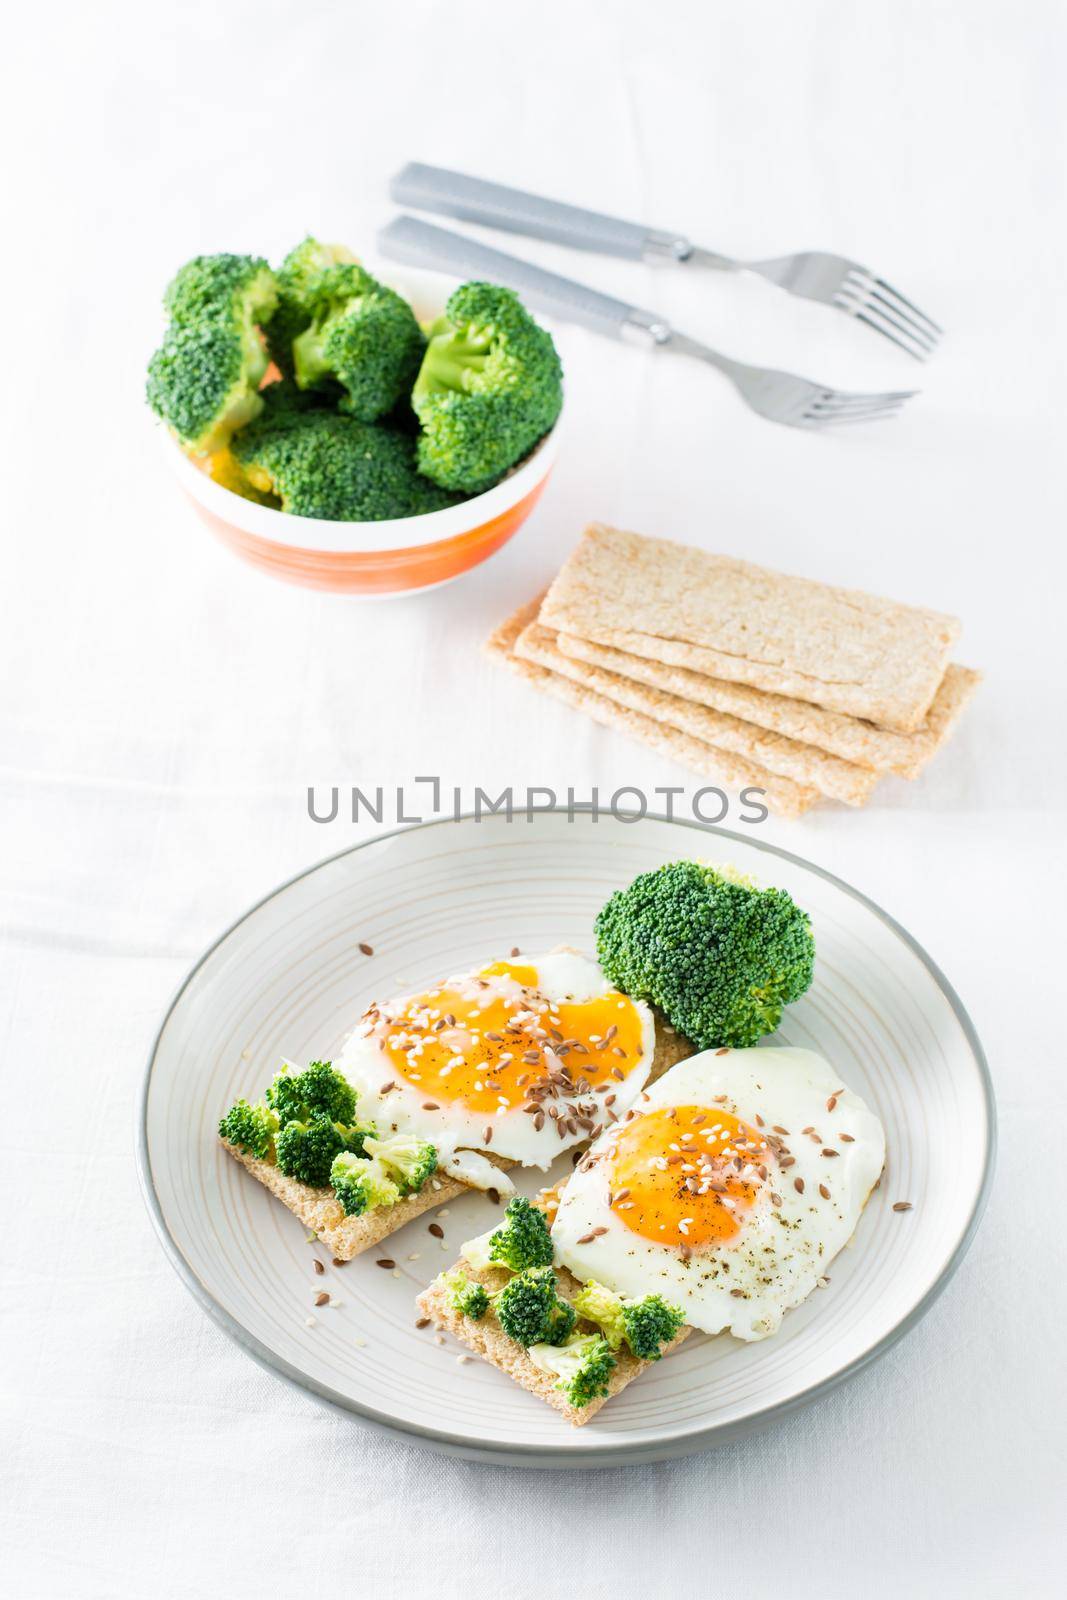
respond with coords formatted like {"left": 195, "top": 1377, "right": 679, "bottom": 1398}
{"left": 428, "top": 1223, "right": 444, "bottom": 1238}
{"left": 314, "top": 1292, "right": 330, "bottom": 1306}
{"left": 422, "top": 1101, "right": 440, "bottom": 1111}
{"left": 415, "top": 1317, "right": 431, "bottom": 1328}
{"left": 312, "top": 1259, "right": 325, "bottom": 1276}
{"left": 822, "top": 1148, "right": 840, "bottom": 1158}
{"left": 794, "top": 1177, "right": 805, "bottom": 1194}
{"left": 819, "top": 1183, "right": 831, "bottom": 1199}
{"left": 892, "top": 1201, "right": 913, "bottom": 1212}
{"left": 359, "top": 942, "right": 374, "bottom": 956}
{"left": 375, "top": 1259, "right": 395, "bottom": 1269}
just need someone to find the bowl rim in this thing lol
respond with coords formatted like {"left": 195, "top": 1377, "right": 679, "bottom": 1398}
{"left": 163, "top": 414, "right": 560, "bottom": 554}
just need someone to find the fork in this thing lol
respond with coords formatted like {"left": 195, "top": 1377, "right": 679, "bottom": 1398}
{"left": 391, "top": 163, "right": 942, "bottom": 362}
{"left": 378, "top": 216, "right": 916, "bottom": 430}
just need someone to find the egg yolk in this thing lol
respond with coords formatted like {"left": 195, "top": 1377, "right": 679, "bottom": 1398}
{"left": 369, "top": 962, "right": 646, "bottom": 1116}
{"left": 607, "top": 1105, "right": 770, "bottom": 1248}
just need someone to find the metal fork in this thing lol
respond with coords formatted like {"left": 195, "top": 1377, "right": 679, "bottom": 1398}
{"left": 378, "top": 216, "right": 916, "bottom": 431}
{"left": 391, "top": 163, "right": 942, "bottom": 362}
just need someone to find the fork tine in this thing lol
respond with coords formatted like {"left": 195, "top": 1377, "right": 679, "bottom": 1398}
{"left": 872, "top": 278, "right": 943, "bottom": 338}
{"left": 865, "top": 287, "right": 940, "bottom": 350}
{"left": 810, "top": 390, "right": 918, "bottom": 415}
{"left": 808, "top": 404, "right": 908, "bottom": 428}
{"left": 852, "top": 309, "right": 933, "bottom": 361}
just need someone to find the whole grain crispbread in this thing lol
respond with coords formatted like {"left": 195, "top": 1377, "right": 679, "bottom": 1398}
{"left": 539, "top": 524, "right": 960, "bottom": 732}
{"left": 418, "top": 1258, "right": 691, "bottom": 1425}
{"left": 220, "top": 1009, "right": 691, "bottom": 1258}
{"left": 515, "top": 618, "right": 878, "bottom": 806}
{"left": 556, "top": 633, "right": 981, "bottom": 780}
{"left": 486, "top": 598, "right": 821, "bottom": 819}
{"left": 220, "top": 1142, "right": 478, "bottom": 1258}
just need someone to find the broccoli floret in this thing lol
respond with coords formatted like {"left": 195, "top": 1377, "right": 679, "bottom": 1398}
{"left": 528, "top": 1334, "right": 617, "bottom": 1408}
{"left": 146, "top": 254, "right": 277, "bottom": 454}
{"left": 265, "top": 1061, "right": 360, "bottom": 1127}
{"left": 329, "top": 1150, "right": 402, "bottom": 1217}
{"left": 573, "top": 1281, "right": 685, "bottom": 1360}
{"left": 493, "top": 1267, "right": 576, "bottom": 1347}
{"left": 595, "top": 860, "right": 815, "bottom": 1049}
{"left": 362, "top": 1133, "right": 437, "bottom": 1197}
{"left": 275, "top": 1114, "right": 357, "bottom": 1188}
{"left": 487, "top": 1196, "right": 555, "bottom": 1272}
{"left": 266, "top": 237, "right": 358, "bottom": 379}
{"left": 441, "top": 1269, "right": 491, "bottom": 1321}
{"left": 218, "top": 1098, "right": 279, "bottom": 1160}
{"left": 289, "top": 261, "right": 425, "bottom": 422}
{"left": 412, "top": 281, "right": 563, "bottom": 495}
{"left": 230, "top": 410, "right": 459, "bottom": 521}
{"left": 163, "top": 253, "right": 276, "bottom": 327}
{"left": 621, "top": 1295, "right": 686, "bottom": 1360}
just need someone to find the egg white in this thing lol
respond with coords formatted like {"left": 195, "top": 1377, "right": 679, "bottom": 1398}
{"left": 338, "top": 950, "right": 656, "bottom": 1187}
{"left": 551, "top": 1047, "right": 885, "bottom": 1340}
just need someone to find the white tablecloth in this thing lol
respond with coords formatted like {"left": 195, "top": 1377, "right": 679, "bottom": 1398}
{"left": 3, "top": 2, "right": 1065, "bottom": 1594}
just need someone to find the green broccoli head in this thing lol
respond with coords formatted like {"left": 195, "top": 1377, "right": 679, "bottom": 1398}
{"left": 275, "top": 1114, "right": 355, "bottom": 1188}
{"left": 230, "top": 410, "right": 459, "bottom": 521}
{"left": 620, "top": 1296, "right": 686, "bottom": 1361}
{"left": 528, "top": 1333, "right": 617, "bottom": 1408}
{"left": 412, "top": 281, "right": 563, "bottom": 495}
{"left": 573, "top": 1280, "right": 686, "bottom": 1360}
{"left": 441, "top": 1269, "right": 491, "bottom": 1321}
{"left": 290, "top": 261, "right": 426, "bottom": 422}
{"left": 329, "top": 1150, "right": 402, "bottom": 1216}
{"left": 265, "top": 1061, "right": 359, "bottom": 1127}
{"left": 595, "top": 860, "right": 815, "bottom": 1049}
{"left": 146, "top": 253, "right": 278, "bottom": 454}
{"left": 217, "top": 1098, "right": 280, "bottom": 1160}
{"left": 493, "top": 1267, "right": 576, "bottom": 1347}
{"left": 266, "top": 237, "right": 359, "bottom": 379}
{"left": 363, "top": 1133, "right": 437, "bottom": 1197}
{"left": 163, "top": 254, "right": 277, "bottom": 327}
{"left": 487, "top": 1195, "right": 555, "bottom": 1272}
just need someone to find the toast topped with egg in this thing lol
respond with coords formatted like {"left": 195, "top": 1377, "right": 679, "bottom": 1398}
{"left": 218, "top": 948, "right": 691, "bottom": 1259}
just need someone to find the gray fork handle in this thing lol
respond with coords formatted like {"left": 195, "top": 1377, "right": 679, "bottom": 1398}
{"left": 390, "top": 162, "right": 690, "bottom": 262}
{"left": 378, "top": 215, "right": 669, "bottom": 343}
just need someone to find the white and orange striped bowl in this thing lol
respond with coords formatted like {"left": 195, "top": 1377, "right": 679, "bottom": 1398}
{"left": 138, "top": 810, "right": 994, "bottom": 1468}
{"left": 160, "top": 263, "right": 560, "bottom": 596}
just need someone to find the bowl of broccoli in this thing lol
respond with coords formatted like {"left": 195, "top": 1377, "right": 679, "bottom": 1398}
{"left": 147, "top": 241, "right": 563, "bottom": 595}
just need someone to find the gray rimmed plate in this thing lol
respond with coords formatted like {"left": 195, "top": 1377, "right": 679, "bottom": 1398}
{"left": 138, "top": 810, "right": 994, "bottom": 1467}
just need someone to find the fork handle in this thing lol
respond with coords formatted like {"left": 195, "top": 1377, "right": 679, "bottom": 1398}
{"left": 378, "top": 215, "right": 670, "bottom": 343}
{"left": 390, "top": 162, "right": 690, "bottom": 263}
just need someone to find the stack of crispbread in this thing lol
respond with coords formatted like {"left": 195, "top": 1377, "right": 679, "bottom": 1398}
{"left": 486, "top": 525, "right": 981, "bottom": 819}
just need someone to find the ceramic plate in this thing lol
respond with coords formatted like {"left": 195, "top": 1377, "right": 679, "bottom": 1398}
{"left": 138, "top": 812, "right": 994, "bottom": 1466}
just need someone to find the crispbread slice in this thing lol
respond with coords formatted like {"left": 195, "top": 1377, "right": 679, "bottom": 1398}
{"left": 220, "top": 1142, "right": 484, "bottom": 1259}
{"left": 486, "top": 600, "right": 820, "bottom": 819}
{"left": 418, "top": 1258, "right": 691, "bottom": 1425}
{"left": 557, "top": 632, "right": 981, "bottom": 780}
{"left": 515, "top": 618, "right": 877, "bottom": 806}
{"left": 540, "top": 524, "right": 960, "bottom": 733}
{"left": 220, "top": 1007, "right": 692, "bottom": 1259}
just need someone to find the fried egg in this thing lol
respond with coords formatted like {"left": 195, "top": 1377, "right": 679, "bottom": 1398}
{"left": 338, "top": 951, "right": 656, "bottom": 1191}
{"left": 551, "top": 1047, "right": 885, "bottom": 1340}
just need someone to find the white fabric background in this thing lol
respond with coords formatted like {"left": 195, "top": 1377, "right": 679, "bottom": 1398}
{"left": 2, "top": 2, "right": 1065, "bottom": 1595}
